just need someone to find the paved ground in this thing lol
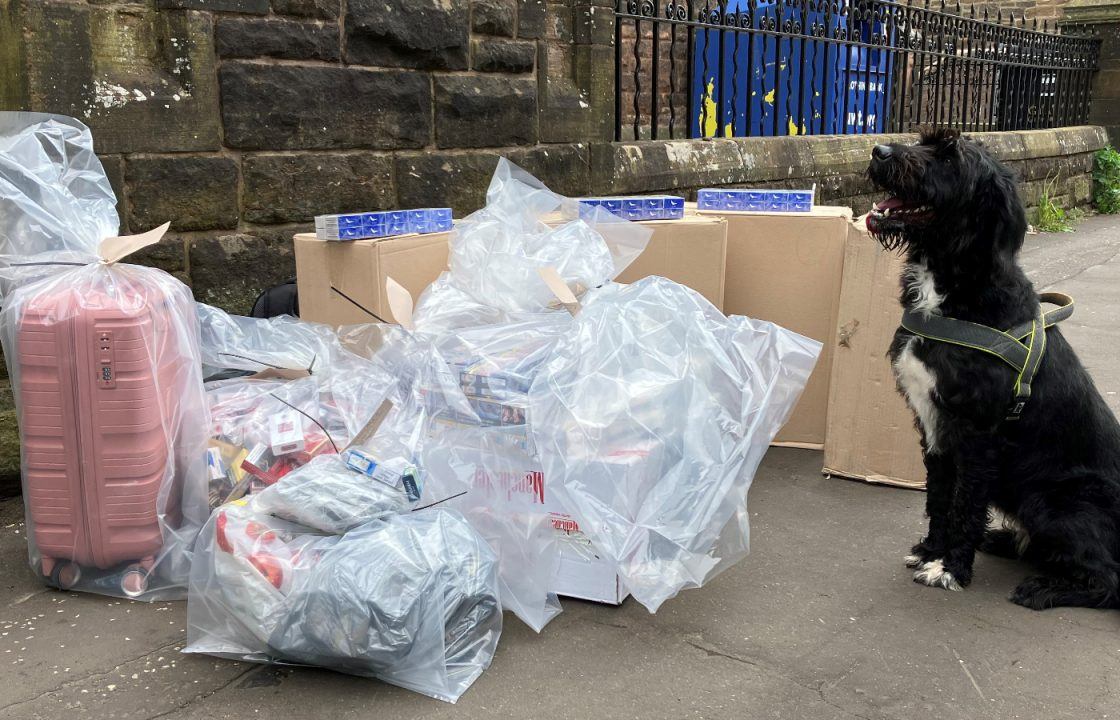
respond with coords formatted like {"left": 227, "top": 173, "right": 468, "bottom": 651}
{"left": 1, "top": 218, "right": 1118, "bottom": 720}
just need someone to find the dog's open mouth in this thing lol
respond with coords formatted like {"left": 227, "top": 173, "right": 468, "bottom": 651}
{"left": 869, "top": 196, "right": 933, "bottom": 223}
{"left": 865, "top": 196, "right": 933, "bottom": 248}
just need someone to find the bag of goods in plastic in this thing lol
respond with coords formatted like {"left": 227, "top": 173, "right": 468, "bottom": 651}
{"left": 198, "top": 305, "right": 405, "bottom": 508}
{"left": 529, "top": 276, "right": 822, "bottom": 612}
{"left": 382, "top": 160, "right": 651, "bottom": 628}
{"left": 185, "top": 461, "right": 502, "bottom": 704}
{"left": 0, "top": 112, "right": 209, "bottom": 599}
{"left": 412, "top": 316, "right": 573, "bottom": 632}
{"left": 412, "top": 158, "right": 651, "bottom": 334}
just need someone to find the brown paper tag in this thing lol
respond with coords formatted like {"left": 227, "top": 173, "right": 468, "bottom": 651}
{"left": 537, "top": 267, "right": 581, "bottom": 316}
{"left": 250, "top": 368, "right": 313, "bottom": 381}
{"left": 346, "top": 398, "right": 394, "bottom": 450}
{"left": 99, "top": 222, "right": 171, "bottom": 264}
{"left": 385, "top": 276, "right": 415, "bottom": 331}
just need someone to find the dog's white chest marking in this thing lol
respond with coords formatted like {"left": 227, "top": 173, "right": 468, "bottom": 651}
{"left": 903, "top": 260, "right": 945, "bottom": 316}
{"left": 895, "top": 260, "right": 944, "bottom": 453}
{"left": 895, "top": 337, "right": 941, "bottom": 453}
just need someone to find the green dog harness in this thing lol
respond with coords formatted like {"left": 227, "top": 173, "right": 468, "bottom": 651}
{"left": 899, "top": 292, "right": 1075, "bottom": 421}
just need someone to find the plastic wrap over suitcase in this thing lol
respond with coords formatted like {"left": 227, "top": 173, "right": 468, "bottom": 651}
{"left": 0, "top": 112, "right": 210, "bottom": 599}
{"left": 18, "top": 280, "right": 198, "bottom": 594}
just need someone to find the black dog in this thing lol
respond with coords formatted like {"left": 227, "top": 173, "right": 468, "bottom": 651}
{"left": 865, "top": 127, "right": 1120, "bottom": 610}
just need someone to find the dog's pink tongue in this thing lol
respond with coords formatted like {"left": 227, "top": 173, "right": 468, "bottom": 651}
{"left": 874, "top": 197, "right": 904, "bottom": 212}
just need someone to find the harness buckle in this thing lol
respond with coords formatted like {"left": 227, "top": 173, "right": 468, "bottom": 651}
{"left": 1006, "top": 401, "right": 1026, "bottom": 421}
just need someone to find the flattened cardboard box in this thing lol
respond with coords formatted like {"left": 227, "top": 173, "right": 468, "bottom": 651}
{"left": 293, "top": 232, "right": 451, "bottom": 326}
{"left": 700, "top": 206, "right": 850, "bottom": 448}
{"left": 823, "top": 219, "right": 925, "bottom": 490}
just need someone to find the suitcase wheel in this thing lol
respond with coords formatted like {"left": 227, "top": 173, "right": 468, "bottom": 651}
{"left": 49, "top": 561, "right": 81, "bottom": 590}
{"left": 120, "top": 565, "right": 150, "bottom": 598}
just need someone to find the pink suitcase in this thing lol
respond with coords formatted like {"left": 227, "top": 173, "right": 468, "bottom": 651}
{"left": 17, "top": 279, "right": 188, "bottom": 596}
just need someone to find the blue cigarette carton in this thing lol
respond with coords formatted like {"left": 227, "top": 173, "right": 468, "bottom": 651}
{"left": 697, "top": 188, "right": 815, "bottom": 213}
{"left": 574, "top": 195, "right": 685, "bottom": 221}
{"left": 314, "top": 207, "right": 453, "bottom": 241}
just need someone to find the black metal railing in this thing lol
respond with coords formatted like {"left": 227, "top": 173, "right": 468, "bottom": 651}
{"left": 615, "top": 0, "right": 1101, "bottom": 141}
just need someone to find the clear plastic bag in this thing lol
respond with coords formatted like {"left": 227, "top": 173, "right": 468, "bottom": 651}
{"left": 412, "top": 159, "right": 651, "bottom": 333}
{"left": 185, "top": 493, "right": 502, "bottom": 703}
{"left": 199, "top": 307, "right": 404, "bottom": 509}
{"left": 403, "top": 316, "right": 574, "bottom": 631}
{"left": 0, "top": 112, "right": 118, "bottom": 260}
{"left": 0, "top": 112, "right": 209, "bottom": 599}
{"left": 528, "top": 276, "right": 822, "bottom": 612}
{"left": 196, "top": 303, "right": 345, "bottom": 378}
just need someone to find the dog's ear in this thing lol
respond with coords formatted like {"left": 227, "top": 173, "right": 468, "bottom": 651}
{"left": 919, "top": 126, "right": 960, "bottom": 144}
{"left": 977, "top": 153, "right": 1026, "bottom": 257}
{"left": 937, "top": 129, "right": 962, "bottom": 157}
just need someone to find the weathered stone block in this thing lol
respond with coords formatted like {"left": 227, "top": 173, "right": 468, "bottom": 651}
{"left": 570, "top": 42, "right": 615, "bottom": 142}
{"left": 396, "top": 143, "right": 589, "bottom": 215}
{"left": 435, "top": 75, "right": 537, "bottom": 148}
{"left": 128, "top": 236, "right": 189, "bottom": 275}
{"left": 1067, "top": 174, "right": 1094, "bottom": 205}
{"left": 472, "top": 38, "right": 535, "bottom": 73}
{"left": 511, "top": 143, "right": 591, "bottom": 197}
{"left": 271, "top": 0, "right": 339, "bottom": 17}
{"left": 395, "top": 152, "right": 501, "bottom": 215}
{"left": 125, "top": 156, "right": 239, "bottom": 232}
{"left": 545, "top": 2, "right": 572, "bottom": 42}
{"left": 473, "top": 0, "right": 515, "bottom": 36}
{"left": 157, "top": 0, "right": 267, "bottom": 13}
{"left": 189, "top": 233, "right": 296, "bottom": 315}
{"left": 573, "top": 4, "right": 612, "bottom": 45}
{"left": 538, "top": 37, "right": 615, "bottom": 143}
{"left": 346, "top": 0, "right": 469, "bottom": 70}
{"left": 0, "top": 0, "right": 29, "bottom": 109}
{"left": 215, "top": 17, "right": 339, "bottom": 61}
{"left": 14, "top": 5, "right": 223, "bottom": 153}
{"left": 590, "top": 139, "right": 744, "bottom": 194}
{"left": 518, "top": 0, "right": 548, "bottom": 38}
{"left": 243, "top": 153, "right": 395, "bottom": 224}
{"left": 99, "top": 154, "right": 127, "bottom": 234}
{"left": 220, "top": 63, "right": 431, "bottom": 150}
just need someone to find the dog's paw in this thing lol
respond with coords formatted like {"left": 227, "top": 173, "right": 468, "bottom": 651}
{"left": 913, "top": 559, "right": 964, "bottom": 591}
{"left": 1009, "top": 576, "right": 1066, "bottom": 611}
{"left": 905, "top": 540, "right": 941, "bottom": 569}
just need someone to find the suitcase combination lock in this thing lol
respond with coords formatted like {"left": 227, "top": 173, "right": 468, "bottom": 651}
{"left": 97, "top": 331, "right": 116, "bottom": 388}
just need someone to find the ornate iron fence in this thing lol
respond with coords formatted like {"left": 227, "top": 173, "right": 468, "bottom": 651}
{"left": 614, "top": 0, "right": 1101, "bottom": 141}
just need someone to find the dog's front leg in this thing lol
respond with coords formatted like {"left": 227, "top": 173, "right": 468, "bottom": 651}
{"left": 906, "top": 450, "right": 955, "bottom": 568}
{"left": 914, "top": 437, "right": 996, "bottom": 591}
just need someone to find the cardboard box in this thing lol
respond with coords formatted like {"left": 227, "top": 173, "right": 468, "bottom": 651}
{"left": 298, "top": 212, "right": 727, "bottom": 325}
{"left": 701, "top": 206, "right": 850, "bottom": 448}
{"left": 552, "top": 533, "right": 628, "bottom": 605}
{"left": 293, "top": 231, "right": 451, "bottom": 326}
{"left": 612, "top": 213, "right": 728, "bottom": 310}
{"left": 822, "top": 219, "right": 925, "bottom": 489}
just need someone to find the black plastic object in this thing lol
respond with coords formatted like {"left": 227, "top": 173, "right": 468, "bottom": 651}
{"left": 250, "top": 277, "right": 299, "bottom": 319}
